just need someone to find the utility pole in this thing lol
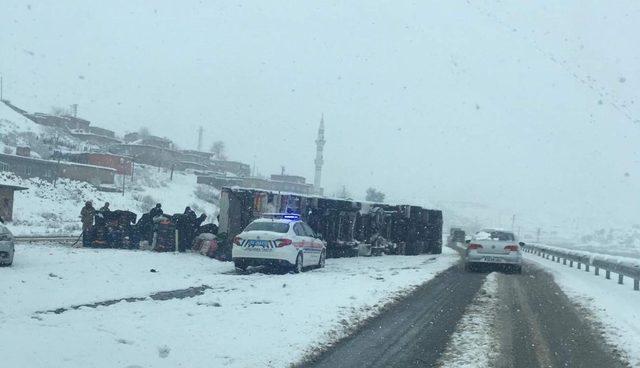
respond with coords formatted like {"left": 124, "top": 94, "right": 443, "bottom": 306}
{"left": 0, "top": 76, "right": 3, "bottom": 100}
{"left": 511, "top": 214, "right": 516, "bottom": 232}
{"left": 197, "top": 126, "right": 203, "bottom": 151}
{"left": 252, "top": 155, "right": 256, "bottom": 177}
{"left": 536, "top": 227, "right": 541, "bottom": 243}
{"left": 130, "top": 158, "right": 135, "bottom": 182}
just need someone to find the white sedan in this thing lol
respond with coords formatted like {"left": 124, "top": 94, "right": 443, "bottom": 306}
{"left": 232, "top": 214, "right": 327, "bottom": 273}
{"left": 464, "top": 229, "right": 523, "bottom": 273}
{"left": 0, "top": 223, "right": 15, "bottom": 266}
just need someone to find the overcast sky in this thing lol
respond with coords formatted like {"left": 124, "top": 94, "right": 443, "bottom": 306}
{"left": 1, "top": 0, "right": 638, "bottom": 233}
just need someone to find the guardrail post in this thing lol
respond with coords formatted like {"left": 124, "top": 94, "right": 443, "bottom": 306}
{"left": 569, "top": 260, "right": 573, "bottom": 267}
{"left": 578, "top": 262, "right": 582, "bottom": 270}
{"left": 618, "top": 274, "right": 624, "bottom": 285}
{"left": 563, "top": 258, "right": 566, "bottom": 265}
{"left": 551, "top": 255, "right": 555, "bottom": 261}
{"left": 595, "top": 267, "right": 599, "bottom": 276}
{"left": 635, "top": 279, "right": 639, "bottom": 291}
{"left": 585, "top": 264, "right": 589, "bottom": 272}
{"left": 606, "top": 270, "right": 611, "bottom": 279}
{"left": 556, "top": 257, "right": 560, "bottom": 263}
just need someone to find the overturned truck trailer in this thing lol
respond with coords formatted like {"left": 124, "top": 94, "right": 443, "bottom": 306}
{"left": 217, "top": 186, "right": 443, "bottom": 258}
{"left": 355, "top": 203, "right": 443, "bottom": 256}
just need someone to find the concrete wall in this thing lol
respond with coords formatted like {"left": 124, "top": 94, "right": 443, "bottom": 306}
{"left": 69, "top": 153, "right": 132, "bottom": 175}
{"left": 108, "top": 144, "right": 176, "bottom": 169}
{"left": 0, "top": 153, "right": 115, "bottom": 186}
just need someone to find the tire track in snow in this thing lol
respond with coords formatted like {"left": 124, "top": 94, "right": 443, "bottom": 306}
{"left": 437, "top": 272, "right": 500, "bottom": 368}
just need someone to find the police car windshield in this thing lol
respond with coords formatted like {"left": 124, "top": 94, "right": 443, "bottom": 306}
{"left": 244, "top": 222, "right": 290, "bottom": 233}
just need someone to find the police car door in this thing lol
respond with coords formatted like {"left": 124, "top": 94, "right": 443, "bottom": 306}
{"left": 301, "top": 222, "right": 321, "bottom": 263}
{"left": 293, "top": 222, "right": 313, "bottom": 266}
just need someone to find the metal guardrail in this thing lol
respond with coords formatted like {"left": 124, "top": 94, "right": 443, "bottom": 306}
{"left": 523, "top": 243, "right": 640, "bottom": 291}
{"left": 14, "top": 235, "right": 79, "bottom": 244}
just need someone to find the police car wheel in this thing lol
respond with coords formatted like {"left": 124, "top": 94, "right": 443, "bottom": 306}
{"left": 293, "top": 253, "right": 304, "bottom": 273}
{"left": 318, "top": 250, "right": 326, "bottom": 268}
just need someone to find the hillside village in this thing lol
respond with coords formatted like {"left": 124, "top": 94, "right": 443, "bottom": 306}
{"left": 0, "top": 98, "right": 315, "bottom": 235}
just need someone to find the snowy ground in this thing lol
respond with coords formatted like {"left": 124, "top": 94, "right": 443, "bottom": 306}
{"left": 526, "top": 252, "right": 640, "bottom": 367}
{"left": 438, "top": 272, "right": 499, "bottom": 368}
{"left": 0, "top": 244, "right": 459, "bottom": 368}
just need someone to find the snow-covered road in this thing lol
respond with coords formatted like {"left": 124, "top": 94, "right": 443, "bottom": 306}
{"left": 0, "top": 244, "right": 458, "bottom": 368}
{"left": 525, "top": 252, "right": 640, "bottom": 367}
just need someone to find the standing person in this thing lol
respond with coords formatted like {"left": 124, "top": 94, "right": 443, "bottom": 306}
{"left": 181, "top": 207, "right": 197, "bottom": 251}
{"left": 99, "top": 202, "right": 110, "bottom": 212}
{"left": 184, "top": 207, "right": 196, "bottom": 222}
{"left": 149, "top": 203, "right": 163, "bottom": 219}
{"left": 81, "top": 201, "right": 95, "bottom": 231}
{"left": 80, "top": 201, "right": 95, "bottom": 246}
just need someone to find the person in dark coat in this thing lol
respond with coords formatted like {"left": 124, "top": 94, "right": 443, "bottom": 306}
{"left": 80, "top": 201, "right": 95, "bottom": 246}
{"left": 149, "top": 203, "right": 163, "bottom": 219}
{"left": 81, "top": 201, "right": 95, "bottom": 232}
{"left": 99, "top": 202, "right": 110, "bottom": 212}
{"left": 178, "top": 207, "right": 197, "bottom": 251}
{"left": 184, "top": 207, "right": 196, "bottom": 222}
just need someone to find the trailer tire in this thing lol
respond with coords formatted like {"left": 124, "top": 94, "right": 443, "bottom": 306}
{"left": 317, "top": 250, "right": 326, "bottom": 269}
{"left": 293, "top": 253, "right": 304, "bottom": 273}
{"left": 234, "top": 260, "right": 247, "bottom": 272}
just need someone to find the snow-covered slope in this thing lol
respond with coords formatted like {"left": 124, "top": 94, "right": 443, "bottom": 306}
{"left": 0, "top": 101, "right": 41, "bottom": 135}
{"left": 0, "top": 101, "right": 43, "bottom": 155}
{"left": 0, "top": 101, "right": 99, "bottom": 157}
{"left": 0, "top": 165, "right": 219, "bottom": 236}
{"left": 575, "top": 227, "right": 640, "bottom": 258}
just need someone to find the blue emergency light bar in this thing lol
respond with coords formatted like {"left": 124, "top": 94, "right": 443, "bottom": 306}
{"left": 261, "top": 213, "right": 301, "bottom": 221}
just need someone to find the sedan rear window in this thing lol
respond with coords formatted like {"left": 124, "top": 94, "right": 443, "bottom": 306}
{"left": 244, "top": 221, "right": 290, "bottom": 233}
{"left": 476, "top": 230, "right": 515, "bottom": 241}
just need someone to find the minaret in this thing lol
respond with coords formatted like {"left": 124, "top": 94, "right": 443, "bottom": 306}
{"left": 314, "top": 115, "right": 325, "bottom": 194}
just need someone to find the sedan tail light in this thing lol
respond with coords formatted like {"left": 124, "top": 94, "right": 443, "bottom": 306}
{"left": 504, "top": 245, "right": 519, "bottom": 252}
{"left": 468, "top": 243, "right": 483, "bottom": 250}
{"left": 233, "top": 236, "right": 242, "bottom": 246}
{"left": 275, "top": 238, "right": 292, "bottom": 247}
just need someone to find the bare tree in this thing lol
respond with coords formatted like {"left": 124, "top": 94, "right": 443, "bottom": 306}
{"left": 209, "top": 140, "right": 227, "bottom": 160}
{"left": 139, "top": 127, "right": 150, "bottom": 137}
{"left": 365, "top": 187, "right": 386, "bottom": 202}
{"left": 50, "top": 106, "right": 69, "bottom": 116}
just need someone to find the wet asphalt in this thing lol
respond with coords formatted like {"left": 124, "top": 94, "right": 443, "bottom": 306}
{"left": 302, "top": 259, "right": 629, "bottom": 368}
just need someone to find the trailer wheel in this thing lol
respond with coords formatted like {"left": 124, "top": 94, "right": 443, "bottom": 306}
{"left": 234, "top": 260, "right": 247, "bottom": 272}
{"left": 317, "top": 250, "right": 326, "bottom": 268}
{"left": 293, "top": 253, "right": 304, "bottom": 273}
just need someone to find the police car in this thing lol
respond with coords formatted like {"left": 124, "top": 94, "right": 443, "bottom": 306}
{"left": 232, "top": 213, "right": 327, "bottom": 273}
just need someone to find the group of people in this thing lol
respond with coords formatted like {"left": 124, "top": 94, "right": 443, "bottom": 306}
{"left": 80, "top": 201, "right": 112, "bottom": 232}
{"left": 80, "top": 201, "right": 212, "bottom": 252}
